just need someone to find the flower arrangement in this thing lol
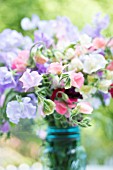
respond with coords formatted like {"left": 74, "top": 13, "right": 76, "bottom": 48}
{"left": 0, "top": 13, "right": 113, "bottom": 134}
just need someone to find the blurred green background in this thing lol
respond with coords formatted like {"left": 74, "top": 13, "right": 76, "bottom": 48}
{"left": 0, "top": 0, "right": 113, "bottom": 36}
{"left": 0, "top": 0, "right": 113, "bottom": 167}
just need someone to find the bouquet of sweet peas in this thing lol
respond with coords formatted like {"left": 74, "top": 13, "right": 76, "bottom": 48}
{"left": 0, "top": 13, "right": 113, "bottom": 133}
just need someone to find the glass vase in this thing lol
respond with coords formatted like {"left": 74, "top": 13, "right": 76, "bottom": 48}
{"left": 42, "top": 126, "right": 87, "bottom": 170}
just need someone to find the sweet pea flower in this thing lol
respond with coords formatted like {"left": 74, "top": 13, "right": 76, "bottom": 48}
{"left": 82, "top": 13, "right": 109, "bottom": 38}
{"left": 21, "top": 14, "right": 39, "bottom": 30}
{"left": 0, "top": 121, "right": 10, "bottom": 133}
{"left": 6, "top": 97, "right": 36, "bottom": 124}
{"left": 54, "top": 100, "right": 67, "bottom": 115}
{"left": 36, "top": 63, "right": 48, "bottom": 74}
{"left": 68, "top": 58, "right": 83, "bottom": 71}
{"left": 0, "top": 67, "right": 16, "bottom": 93}
{"left": 75, "top": 45, "right": 88, "bottom": 56}
{"left": 34, "top": 31, "right": 53, "bottom": 48}
{"left": 77, "top": 102, "right": 93, "bottom": 114}
{"left": 93, "top": 37, "right": 106, "bottom": 49}
{"left": 47, "top": 62, "right": 63, "bottom": 74}
{"left": 79, "top": 34, "right": 92, "bottom": 48}
{"left": 70, "top": 72, "right": 84, "bottom": 89}
{"left": 107, "top": 61, "right": 113, "bottom": 71}
{"left": 67, "top": 98, "right": 77, "bottom": 109}
{"left": 83, "top": 54, "right": 107, "bottom": 74}
{"left": 12, "top": 50, "right": 29, "bottom": 72}
{"left": 19, "top": 69, "right": 42, "bottom": 91}
{"left": 65, "top": 48, "right": 75, "bottom": 60}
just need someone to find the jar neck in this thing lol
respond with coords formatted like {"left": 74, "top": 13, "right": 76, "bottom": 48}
{"left": 46, "top": 126, "right": 80, "bottom": 142}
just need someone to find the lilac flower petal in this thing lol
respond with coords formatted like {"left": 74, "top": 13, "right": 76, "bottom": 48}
{"left": 0, "top": 29, "right": 32, "bottom": 66}
{"left": 0, "top": 122, "right": 10, "bottom": 133}
{"left": 6, "top": 97, "right": 37, "bottom": 124}
{"left": 0, "top": 67, "right": 16, "bottom": 92}
{"left": 36, "top": 63, "right": 47, "bottom": 74}
{"left": 82, "top": 13, "right": 109, "bottom": 38}
{"left": 34, "top": 30, "right": 53, "bottom": 48}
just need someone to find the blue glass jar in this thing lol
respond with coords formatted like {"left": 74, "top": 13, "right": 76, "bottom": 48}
{"left": 42, "top": 126, "right": 86, "bottom": 170}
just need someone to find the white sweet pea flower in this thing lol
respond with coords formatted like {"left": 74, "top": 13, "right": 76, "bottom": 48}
{"left": 65, "top": 48, "right": 75, "bottom": 60}
{"left": 83, "top": 54, "right": 107, "bottom": 74}
{"left": 98, "top": 80, "right": 112, "bottom": 93}
{"left": 68, "top": 58, "right": 83, "bottom": 71}
{"left": 21, "top": 15, "right": 39, "bottom": 30}
{"left": 56, "top": 39, "right": 70, "bottom": 51}
{"left": 79, "top": 34, "right": 92, "bottom": 48}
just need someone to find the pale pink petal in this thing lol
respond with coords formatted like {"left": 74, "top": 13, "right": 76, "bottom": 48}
{"left": 78, "top": 102, "right": 93, "bottom": 114}
{"left": 70, "top": 72, "right": 84, "bottom": 88}
{"left": 47, "top": 62, "right": 63, "bottom": 74}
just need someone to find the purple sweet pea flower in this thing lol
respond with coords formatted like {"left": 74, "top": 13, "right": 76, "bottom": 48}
{"left": 0, "top": 29, "right": 32, "bottom": 66}
{"left": 36, "top": 63, "right": 48, "bottom": 74}
{"left": 55, "top": 16, "right": 79, "bottom": 42}
{"left": 0, "top": 29, "right": 32, "bottom": 51}
{"left": 0, "top": 122, "right": 10, "bottom": 133}
{"left": 32, "top": 15, "right": 79, "bottom": 44}
{"left": 0, "top": 51, "right": 17, "bottom": 67}
{"left": 19, "top": 69, "right": 43, "bottom": 91}
{"left": 34, "top": 30, "right": 53, "bottom": 48}
{"left": 93, "top": 13, "right": 109, "bottom": 30}
{"left": 6, "top": 97, "right": 37, "bottom": 124}
{"left": 82, "top": 13, "right": 109, "bottom": 38}
{"left": 27, "top": 93, "right": 37, "bottom": 106}
{"left": 100, "top": 91, "right": 111, "bottom": 106}
{"left": 0, "top": 67, "right": 16, "bottom": 93}
{"left": 14, "top": 73, "right": 25, "bottom": 92}
{"left": 97, "top": 70, "right": 103, "bottom": 77}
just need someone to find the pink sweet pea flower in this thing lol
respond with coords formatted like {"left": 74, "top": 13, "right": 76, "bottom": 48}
{"left": 78, "top": 102, "right": 93, "bottom": 114}
{"left": 54, "top": 100, "right": 67, "bottom": 115}
{"left": 19, "top": 69, "right": 42, "bottom": 91}
{"left": 107, "top": 61, "right": 113, "bottom": 71}
{"left": 70, "top": 72, "right": 84, "bottom": 88}
{"left": 12, "top": 50, "right": 29, "bottom": 72}
{"left": 47, "top": 62, "right": 63, "bottom": 74}
{"left": 67, "top": 98, "right": 77, "bottom": 109}
{"left": 93, "top": 37, "right": 106, "bottom": 49}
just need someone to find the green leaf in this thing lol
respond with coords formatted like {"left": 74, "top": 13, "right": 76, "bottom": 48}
{"left": 60, "top": 73, "right": 69, "bottom": 81}
{"left": 65, "top": 78, "right": 71, "bottom": 89}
